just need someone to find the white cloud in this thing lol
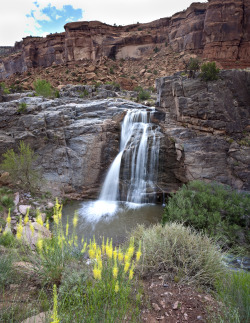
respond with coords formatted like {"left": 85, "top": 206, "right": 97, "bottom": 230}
{"left": 55, "top": 15, "right": 62, "bottom": 20}
{"left": 0, "top": 0, "right": 207, "bottom": 46}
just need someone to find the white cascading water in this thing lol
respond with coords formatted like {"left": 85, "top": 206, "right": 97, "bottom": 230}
{"left": 99, "top": 108, "right": 161, "bottom": 206}
{"left": 81, "top": 108, "right": 161, "bottom": 219}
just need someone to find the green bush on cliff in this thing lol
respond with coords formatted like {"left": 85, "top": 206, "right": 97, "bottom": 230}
{"left": 200, "top": 61, "right": 220, "bottom": 81}
{"left": 162, "top": 180, "right": 250, "bottom": 252}
{"left": 33, "top": 79, "right": 53, "bottom": 98}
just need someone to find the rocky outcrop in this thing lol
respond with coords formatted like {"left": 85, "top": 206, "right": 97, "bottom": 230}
{"left": 1, "top": 0, "right": 249, "bottom": 80}
{"left": 0, "top": 88, "right": 183, "bottom": 198}
{"left": 156, "top": 69, "right": 250, "bottom": 190}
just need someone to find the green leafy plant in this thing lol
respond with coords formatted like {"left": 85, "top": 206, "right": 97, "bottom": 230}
{"left": 33, "top": 79, "right": 53, "bottom": 98}
{"left": 0, "top": 141, "right": 41, "bottom": 192}
{"left": 17, "top": 102, "right": 27, "bottom": 113}
{"left": 200, "top": 61, "right": 220, "bottom": 81}
{"left": 0, "top": 195, "right": 14, "bottom": 209}
{"left": 162, "top": 181, "right": 250, "bottom": 251}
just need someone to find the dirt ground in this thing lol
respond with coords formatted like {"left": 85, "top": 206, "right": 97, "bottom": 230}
{"left": 141, "top": 276, "right": 219, "bottom": 323}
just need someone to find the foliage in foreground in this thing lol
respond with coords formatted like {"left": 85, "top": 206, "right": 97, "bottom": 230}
{"left": 0, "top": 141, "right": 41, "bottom": 192}
{"left": 162, "top": 180, "right": 250, "bottom": 252}
{"left": 22, "top": 202, "right": 142, "bottom": 322}
{"left": 131, "top": 222, "right": 225, "bottom": 287}
{"left": 213, "top": 271, "right": 250, "bottom": 323}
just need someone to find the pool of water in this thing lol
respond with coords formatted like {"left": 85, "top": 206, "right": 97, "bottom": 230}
{"left": 61, "top": 200, "right": 163, "bottom": 245}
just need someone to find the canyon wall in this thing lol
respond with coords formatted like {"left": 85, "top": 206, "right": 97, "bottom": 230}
{"left": 156, "top": 69, "right": 250, "bottom": 190}
{"left": 1, "top": 0, "right": 250, "bottom": 80}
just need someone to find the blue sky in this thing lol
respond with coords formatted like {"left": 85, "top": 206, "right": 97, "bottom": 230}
{"left": 0, "top": 0, "right": 207, "bottom": 46}
{"left": 26, "top": 4, "right": 83, "bottom": 35}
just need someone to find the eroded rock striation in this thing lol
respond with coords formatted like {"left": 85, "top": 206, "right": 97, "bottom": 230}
{"left": 156, "top": 69, "right": 250, "bottom": 190}
{"left": 0, "top": 87, "right": 183, "bottom": 198}
{"left": 1, "top": 0, "right": 249, "bottom": 80}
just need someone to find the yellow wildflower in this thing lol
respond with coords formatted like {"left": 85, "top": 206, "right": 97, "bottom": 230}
{"left": 36, "top": 213, "right": 43, "bottom": 226}
{"left": 65, "top": 222, "right": 69, "bottom": 236}
{"left": 6, "top": 209, "right": 11, "bottom": 225}
{"left": 113, "top": 248, "right": 118, "bottom": 260}
{"left": 106, "top": 245, "right": 113, "bottom": 259}
{"left": 124, "top": 262, "right": 130, "bottom": 273}
{"left": 37, "top": 238, "right": 43, "bottom": 252}
{"left": 113, "top": 263, "right": 118, "bottom": 279}
{"left": 16, "top": 217, "right": 23, "bottom": 240}
{"left": 51, "top": 284, "right": 60, "bottom": 323}
{"left": 93, "top": 264, "right": 101, "bottom": 280}
{"left": 118, "top": 247, "right": 124, "bottom": 262}
{"left": 46, "top": 219, "right": 49, "bottom": 230}
{"left": 73, "top": 212, "right": 78, "bottom": 228}
{"left": 81, "top": 242, "right": 87, "bottom": 253}
{"left": 29, "top": 221, "right": 35, "bottom": 236}
{"left": 129, "top": 263, "right": 135, "bottom": 280}
{"left": 136, "top": 241, "right": 142, "bottom": 262}
{"left": 24, "top": 209, "right": 29, "bottom": 225}
{"left": 98, "top": 257, "right": 103, "bottom": 270}
{"left": 115, "top": 281, "right": 119, "bottom": 293}
{"left": 89, "top": 248, "right": 95, "bottom": 259}
{"left": 102, "top": 237, "right": 105, "bottom": 254}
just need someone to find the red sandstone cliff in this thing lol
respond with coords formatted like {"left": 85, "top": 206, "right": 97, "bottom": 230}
{"left": 0, "top": 0, "right": 249, "bottom": 80}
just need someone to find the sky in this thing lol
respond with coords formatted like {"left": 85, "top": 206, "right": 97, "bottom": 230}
{"left": 0, "top": 0, "right": 207, "bottom": 46}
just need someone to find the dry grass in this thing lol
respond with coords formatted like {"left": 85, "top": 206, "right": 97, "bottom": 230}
{"left": 132, "top": 223, "right": 225, "bottom": 287}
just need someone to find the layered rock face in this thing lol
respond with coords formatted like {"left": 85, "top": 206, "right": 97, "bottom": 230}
{"left": 1, "top": 0, "right": 249, "bottom": 80}
{"left": 156, "top": 70, "right": 250, "bottom": 190}
{"left": 0, "top": 89, "right": 183, "bottom": 198}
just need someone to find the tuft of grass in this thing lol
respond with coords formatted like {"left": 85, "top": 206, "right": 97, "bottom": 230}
{"left": 214, "top": 271, "right": 250, "bottom": 323}
{"left": 131, "top": 223, "right": 225, "bottom": 287}
{"left": 0, "top": 253, "right": 14, "bottom": 290}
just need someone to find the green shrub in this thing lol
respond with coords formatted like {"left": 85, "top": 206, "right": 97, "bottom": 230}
{"left": 200, "top": 62, "right": 220, "bottom": 81}
{"left": 187, "top": 58, "right": 200, "bottom": 78}
{"left": 154, "top": 46, "right": 160, "bottom": 53}
{"left": 138, "top": 89, "right": 150, "bottom": 101}
{"left": 17, "top": 102, "right": 27, "bottom": 113}
{"left": 0, "top": 195, "right": 14, "bottom": 209}
{"left": 0, "top": 82, "right": 10, "bottom": 94}
{"left": 0, "top": 141, "right": 41, "bottom": 192}
{"left": 33, "top": 79, "right": 53, "bottom": 98}
{"left": 215, "top": 271, "right": 250, "bottom": 323}
{"left": 0, "top": 232, "right": 17, "bottom": 248}
{"left": 55, "top": 90, "right": 60, "bottom": 98}
{"left": 131, "top": 223, "right": 225, "bottom": 287}
{"left": 162, "top": 181, "right": 250, "bottom": 252}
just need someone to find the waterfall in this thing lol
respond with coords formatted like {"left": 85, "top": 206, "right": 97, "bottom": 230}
{"left": 99, "top": 108, "right": 161, "bottom": 205}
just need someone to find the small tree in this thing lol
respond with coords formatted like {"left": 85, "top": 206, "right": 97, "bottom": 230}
{"left": 200, "top": 62, "right": 220, "bottom": 81}
{"left": 187, "top": 58, "right": 200, "bottom": 78}
{"left": 0, "top": 141, "right": 41, "bottom": 192}
{"left": 33, "top": 79, "right": 53, "bottom": 98}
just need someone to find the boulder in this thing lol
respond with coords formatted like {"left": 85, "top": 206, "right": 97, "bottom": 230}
{"left": 22, "top": 222, "right": 51, "bottom": 249}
